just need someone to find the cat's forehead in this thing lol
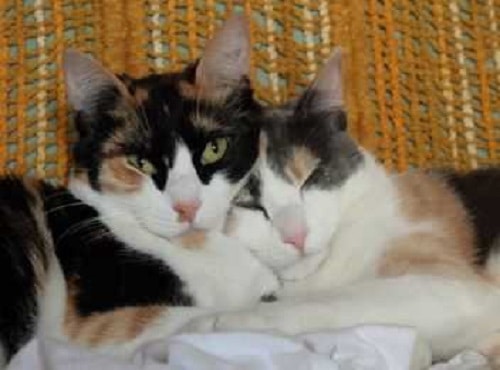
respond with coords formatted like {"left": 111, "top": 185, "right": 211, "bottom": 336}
{"left": 259, "top": 109, "right": 318, "bottom": 187}
{"left": 129, "top": 70, "right": 256, "bottom": 135}
{"left": 259, "top": 107, "right": 360, "bottom": 190}
{"left": 262, "top": 107, "right": 345, "bottom": 148}
{"left": 181, "top": 85, "right": 257, "bottom": 135}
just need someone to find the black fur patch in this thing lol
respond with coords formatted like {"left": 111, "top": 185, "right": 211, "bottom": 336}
{"left": 233, "top": 174, "right": 269, "bottom": 219}
{"left": 72, "top": 79, "right": 176, "bottom": 191}
{"left": 0, "top": 178, "right": 49, "bottom": 360}
{"left": 73, "top": 66, "right": 261, "bottom": 193}
{"left": 176, "top": 88, "right": 261, "bottom": 185}
{"left": 443, "top": 169, "right": 500, "bottom": 264}
{"left": 42, "top": 184, "right": 194, "bottom": 315}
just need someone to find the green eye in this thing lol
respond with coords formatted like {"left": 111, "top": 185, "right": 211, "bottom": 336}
{"left": 201, "top": 137, "right": 229, "bottom": 165}
{"left": 126, "top": 155, "right": 157, "bottom": 176}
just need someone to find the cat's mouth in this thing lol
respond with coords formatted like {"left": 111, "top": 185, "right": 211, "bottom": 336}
{"left": 136, "top": 217, "right": 191, "bottom": 240}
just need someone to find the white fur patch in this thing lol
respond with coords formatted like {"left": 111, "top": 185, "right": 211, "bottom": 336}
{"left": 167, "top": 144, "right": 200, "bottom": 204}
{"left": 37, "top": 253, "right": 67, "bottom": 341}
{"left": 195, "top": 174, "right": 235, "bottom": 231}
{"left": 69, "top": 178, "right": 278, "bottom": 310}
{"left": 229, "top": 151, "right": 425, "bottom": 292}
{"left": 186, "top": 274, "right": 500, "bottom": 361}
{"left": 69, "top": 140, "right": 241, "bottom": 239}
{"left": 166, "top": 143, "right": 242, "bottom": 231}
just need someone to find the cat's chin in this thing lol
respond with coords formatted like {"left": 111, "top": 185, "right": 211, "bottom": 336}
{"left": 278, "top": 250, "right": 327, "bottom": 281}
{"left": 142, "top": 221, "right": 191, "bottom": 240}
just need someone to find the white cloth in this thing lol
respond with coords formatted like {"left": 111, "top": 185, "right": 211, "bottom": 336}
{"left": 6, "top": 326, "right": 490, "bottom": 370}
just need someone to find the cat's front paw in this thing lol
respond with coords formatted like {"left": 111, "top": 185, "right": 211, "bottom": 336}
{"left": 180, "top": 314, "right": 220, "bottom": 334}
{"left": 217, "top": 312, "right": 270, "bottom": 331}
{"left": 182, "top": 310, "right": 277, "bottom": 334}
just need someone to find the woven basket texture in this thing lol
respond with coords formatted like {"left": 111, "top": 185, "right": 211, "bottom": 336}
{"left": 1, "top": 0, "right": 499, "bottom": 181}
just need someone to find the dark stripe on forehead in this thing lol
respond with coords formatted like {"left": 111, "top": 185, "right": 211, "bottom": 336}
{"left": 232, "top": 174, "right": 269, "bottom": 219}
{"left": 172, "top": 79, "right": 261, "bottom": 185}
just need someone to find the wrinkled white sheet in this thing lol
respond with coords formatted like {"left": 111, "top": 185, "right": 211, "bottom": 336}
{"left": 7, "top": 326, "right": 490, "bottom": 370}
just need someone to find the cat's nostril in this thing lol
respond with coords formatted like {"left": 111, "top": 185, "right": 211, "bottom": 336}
{"left": 174, "top": 200, "right": 201, "bottom": 223}
{"left": 283, "top": 230, "right": 307, "bottom": 252}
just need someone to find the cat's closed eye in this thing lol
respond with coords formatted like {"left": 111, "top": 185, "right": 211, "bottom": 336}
{"left": 126, "top": 155, "right": 157, "bottom": 176}
{"left": 234, "top": 201, "right": 270, "bottom": 220}
{"left": 201, "top": 137, "right": 230, "bottom": 165}
{"left": 301, "top": 165, "right": 321, "bottom": 190}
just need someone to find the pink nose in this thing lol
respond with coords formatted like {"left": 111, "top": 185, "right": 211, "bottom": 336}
{"left": 174, "top": 200, "right": 201, "bottom": 223}
{"left": 283, "top": 230, "right": 307, "bottom": 252}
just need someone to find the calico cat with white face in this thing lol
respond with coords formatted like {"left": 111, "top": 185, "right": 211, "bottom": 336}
{"left": 68, "top": 16, "right": 260, "bottom": 238}
{"left": 188, "top": 50, "right": 500, "bottom": 367}
{"left": 0, "top": 17, "right": 278, "bottom": 366}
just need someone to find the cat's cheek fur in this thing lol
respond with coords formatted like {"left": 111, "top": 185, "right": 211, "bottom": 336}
{"left": 194, "top": 175, "right": 235, "bottom": 231}
{"left": 132, "top": 180, "right": 190, "bottom": 237}
{"left": 70, "top": 178, "right": 188, "bottom": 239}
{"left": 302, "top": 188, "right": 341, "bottom": 255}
{"left": 225, "top": 207, "right": 299, "bottom": 271}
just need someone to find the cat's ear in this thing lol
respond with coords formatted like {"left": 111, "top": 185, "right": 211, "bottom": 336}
{"left": 194, "top": 14, "right": 250, "bottom": 100}
{"left": 297, "top": 48, "right": 344, "bottom": 113}
{"left": 63, "top": 49, "right": 132, "bottom": 113}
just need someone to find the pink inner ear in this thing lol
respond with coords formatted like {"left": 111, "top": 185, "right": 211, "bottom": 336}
{"left": 63, "top": 49, "right": 132, "bottom": 112}
{"left": 311, "top": 48, "right": 344, "bottom": 109}
{"left": 194, "top": 15, "right": 250, "bottom": 100}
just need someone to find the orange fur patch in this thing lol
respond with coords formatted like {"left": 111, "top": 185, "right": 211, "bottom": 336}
{"left": 99, "top": 156, "right": 143, "bottom": 193}
{"left": 175, "top": 229, "right": 207, "bottom": 249}
{"left": 284, "top": 147, "right": 319, "bottom": 186}
{"left": 378, "top": 172, "right": 479, "bottom": 279}
{"left": 64, "top": 281, "right": 165, "bottom": 346}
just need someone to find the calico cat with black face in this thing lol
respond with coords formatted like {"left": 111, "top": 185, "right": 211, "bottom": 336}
{"left": 0, "top": 16, "right": 277, "bottom": 366}
{"left": 187, "top": 49, "right": 500, "bottom": 368}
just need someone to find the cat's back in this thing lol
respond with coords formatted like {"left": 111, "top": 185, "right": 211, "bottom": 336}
{"left": 442, "top": 168, "right": 500, "bottom": 264}
{"left": 382, "top": 169, "right": 500, "bottom": 278}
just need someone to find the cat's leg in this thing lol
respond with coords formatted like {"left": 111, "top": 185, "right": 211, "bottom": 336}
{"left": 184, "top": 274, "right": 500, "bottom": 362}
{"left": 38, "top": 263, "right": 202, "bottom": 359}
{"left": 73, "top": 306, "right": 210, "bottom": 359}
{"left": 47, "top": 230, "right": 279, "bottom": 360}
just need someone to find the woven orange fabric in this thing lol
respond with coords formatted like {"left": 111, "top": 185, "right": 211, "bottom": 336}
{"left": 0, "top": 0, "right": 498, "bottom": 182}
